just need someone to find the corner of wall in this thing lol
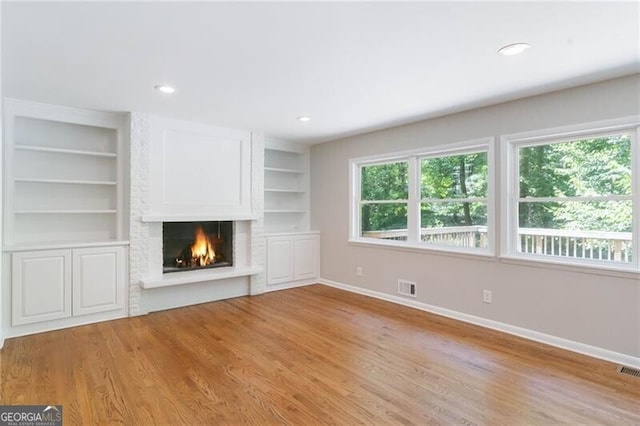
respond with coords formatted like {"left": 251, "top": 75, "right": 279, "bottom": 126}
{"left": 250, "top": 131, "right": 266, "bottom": 295}
{"left": 0, "top": 2, "right": 4, "bottom": 345}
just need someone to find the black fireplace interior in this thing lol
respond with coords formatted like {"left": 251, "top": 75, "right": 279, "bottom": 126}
{"left": 163, "top": 221, "right": 233, "bottom": 273}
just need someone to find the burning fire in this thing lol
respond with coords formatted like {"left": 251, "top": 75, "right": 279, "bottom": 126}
{"left": 190, "top": 226, "right": 216, "bottom": 266}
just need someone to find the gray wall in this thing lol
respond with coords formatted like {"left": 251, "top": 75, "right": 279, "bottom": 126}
{"left": 310, "top": 74, "right": 640, "bottom": 358}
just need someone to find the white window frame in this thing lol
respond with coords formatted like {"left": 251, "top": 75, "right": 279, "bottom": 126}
{"left": 357, "top": 157, "right": 411, "bottom": 243}
{"left": 349, "top": 137, "right": 495, "bottom": 256}
{"left": 501, "top": 116, "right": 640, "bottom": 271}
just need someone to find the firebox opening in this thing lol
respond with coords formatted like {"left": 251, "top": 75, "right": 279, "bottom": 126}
{"left": 163, "top": 221, "right": 233, "bottom": 273}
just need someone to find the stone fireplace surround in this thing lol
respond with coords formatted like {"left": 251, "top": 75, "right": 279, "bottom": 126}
{"left": 129, "top": 113, "right": 265, "bottom": 315}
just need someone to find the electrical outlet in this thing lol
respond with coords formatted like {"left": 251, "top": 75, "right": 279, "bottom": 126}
{"left": 398, "top": 279, "right": 416, "bottom": 297}
{"left": 356, "top": 266, "right": 363, "bottom": 277}
{"left": 483, "top": 289, "right": 492, "bottom": 304}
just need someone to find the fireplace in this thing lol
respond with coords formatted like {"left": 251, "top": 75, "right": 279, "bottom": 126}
{"left": 163, "top": 221, "right": 233, "bottom": 273}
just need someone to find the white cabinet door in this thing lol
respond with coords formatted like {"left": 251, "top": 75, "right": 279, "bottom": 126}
{"left": 293, "top": 234, "right": 320, "bottom": 281}
{"left": 12, "top": 249, "right": 72, "bottom": 326}
{"left": 73, "top": 247, "right": 124, "bottom": 316}
{"left": 266, "top": 237, "right": 293, "bottom": 285}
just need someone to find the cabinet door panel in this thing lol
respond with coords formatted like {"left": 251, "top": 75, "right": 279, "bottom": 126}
{"left": 293, "top": 235, "right": 319, "bottom": 281}
{"left": 12, "top": 250, "right": 72, "bottom": 326}
{"left": 266, "top": 237, "right": 293, "bottom": 285}
{"left": 73, "top": 247, "right": 124, "bottom": 316}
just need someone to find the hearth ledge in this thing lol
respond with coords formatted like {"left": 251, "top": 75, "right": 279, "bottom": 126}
{"left": 141, "top": 266, "right": 263, "bottom": 289}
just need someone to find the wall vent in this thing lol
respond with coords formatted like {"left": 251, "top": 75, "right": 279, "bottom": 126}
{"left": 398, "top": 279, "right": 416, "bottom": 297}
{"left": 618, "top": 365, "right": 640, "bottom": 378}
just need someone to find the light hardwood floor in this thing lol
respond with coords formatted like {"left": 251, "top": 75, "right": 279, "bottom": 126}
{"left": 1, "top": 284, "right": 638, "bottom": 425}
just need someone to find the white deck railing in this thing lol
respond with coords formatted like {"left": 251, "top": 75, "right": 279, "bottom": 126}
{"left": 362, "top": 226, "right": 633, "bottom": 262}
{"left": 518, "top": 228, "right": 632, "bottom": 262}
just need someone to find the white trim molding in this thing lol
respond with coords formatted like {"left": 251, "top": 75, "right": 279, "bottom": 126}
{"left": 319, "top": 277, "right": 640, "bottom": 369}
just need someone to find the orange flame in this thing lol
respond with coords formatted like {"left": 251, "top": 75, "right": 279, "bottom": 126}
{"left": 191, "top": 226, "right": 216, "bottom": 266}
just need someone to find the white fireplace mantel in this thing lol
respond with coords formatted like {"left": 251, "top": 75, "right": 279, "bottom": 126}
{"left": 141, "top": 213, "right": 260, "bottom": 222}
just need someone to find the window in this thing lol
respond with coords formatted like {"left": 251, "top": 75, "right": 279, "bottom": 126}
{"left": 503, "top": 119, "right": 638, "bottom": 269}
{"left": 351, "top": 118, "right": 639, "bottom": 272}
{"left": 420, "top": 152, "right": 489, "bottom": 249}
{"left": 360, "top": 161, "right": 409, "bottom": 241}
{"left": 351, "top": 138, "right": 493, "bottom": 254}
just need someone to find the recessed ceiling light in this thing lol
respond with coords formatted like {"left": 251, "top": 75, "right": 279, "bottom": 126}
{"left": 297, "top": 116, "right": 311, "bottom": 122}
{"left": 154, "top": 85, "right": 175, "bottom": 94}
{"left": 497, "top": 42, "right": 530, "bottom": 56}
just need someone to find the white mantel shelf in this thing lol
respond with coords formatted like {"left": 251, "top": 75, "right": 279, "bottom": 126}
{"left": 141, "top": 265, "right": 263, "bottom": 289}
{"left": 141, "top": 213, "right": 260, "bottom": 222}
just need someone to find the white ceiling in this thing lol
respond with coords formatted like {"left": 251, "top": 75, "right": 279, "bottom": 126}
{"left": 2, "top": 2, "right": 639, "bottom": 145}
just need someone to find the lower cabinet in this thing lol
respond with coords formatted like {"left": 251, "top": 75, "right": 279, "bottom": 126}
{"left": 11, "top": 249, "right": 71, "bottom": 325}
{"left": 12, "top": 246, "right": 125, "bottom": 326}
{"left": 266, "top": 232, "right": 320, "bottom": 286}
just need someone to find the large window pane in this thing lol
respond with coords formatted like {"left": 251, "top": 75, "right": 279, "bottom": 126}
{"left": 518, "top": 201, "right": 632, "bottom": 263}
{"left": 519, "top": 135, "right": 631, "bottom": 198}
{"left": 361, "top": 162, "right": 408, "bottom": 201}
{"left": 421, "top": 152, "right": 487, "bottom": 199}
{"left": 420, "top": 202, "right": 488, "bottom": 248}
{"left": 361, "top": 203, "right": 408, "bottom": 240}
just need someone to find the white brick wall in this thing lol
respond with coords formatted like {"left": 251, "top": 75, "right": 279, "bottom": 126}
{"left": 128, "top": 113, "right": 265, "bottom": 315}
{"left": 129, "top": 112, "right": 152, "bottom": 315}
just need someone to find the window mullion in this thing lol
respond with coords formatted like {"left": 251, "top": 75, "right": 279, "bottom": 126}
{"left": 632, "top": 128, "right": 639, "bottom": 269}
{"left": 407, "top": 156, "right": 419, "bottom": 244}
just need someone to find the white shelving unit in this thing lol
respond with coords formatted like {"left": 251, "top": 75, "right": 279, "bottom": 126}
{"left": 3, "top": 99, "right": 126, "bottom": 246}
{"left": 264, "top": 139, "right": 310, "bottom": 233}
{"left": 3, "top": 99, "right": 129, "bottom": 335}
{"left": 264, "top": 139, "right": 320, "bottom": 289}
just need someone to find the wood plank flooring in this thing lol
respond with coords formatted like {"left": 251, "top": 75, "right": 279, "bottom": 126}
{"left": 1, "top": 284, "right": 638, "bottom": 425}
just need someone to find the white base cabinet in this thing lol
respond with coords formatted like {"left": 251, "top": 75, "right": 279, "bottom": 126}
{"left": 72, "top": 247, "right": 124, "bottom": 316}
{"left": 12, "top": 246, "right": 125, "bottom": 326}
{"left": 11, "top": 249, "right": 71, "bottom": 325}
{"left": 266, "top": 237, "right": 294, "bottom": 285}
{"left": 266, "top": 232, "right": 320, "bottom": 286}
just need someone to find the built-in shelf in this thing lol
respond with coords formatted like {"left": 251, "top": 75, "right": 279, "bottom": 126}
{"left": 265, "top": 209, "right": 306, "bottom": 214}
{"left": 264, "top": 188, "right": 305, "bottom": 193}
{"left": 4, "top": 99, "right": 126, "bottom": 246}
{"left": 14, "top": 178, "right": 117, "bottom": 186}
{"left": 3, "top": 99, "right": 129, "bottom": 337}
{"left": 15, "top": 210, "right": 117, "bottom": 214}
{"left": 264, "top": 141, "right": 310, "bottom": 233}
{"left": 15, "top": 144, "right": 117, "bottom": 158}
{"left": 264, "top": 166, "right": 304, "bottom": 174}
{"left": 141, "top": 266, "right": 263, "bottom": 289}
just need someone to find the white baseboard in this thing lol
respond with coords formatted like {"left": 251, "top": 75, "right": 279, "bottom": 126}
{"left": 319, "top": 278, "right": 640, "bottom": 369}
{"left": 0, "top": 330, "right": 4, "bottom": 350}
{"left": 264, "top": 279, "right": 316, "bottom": 293}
